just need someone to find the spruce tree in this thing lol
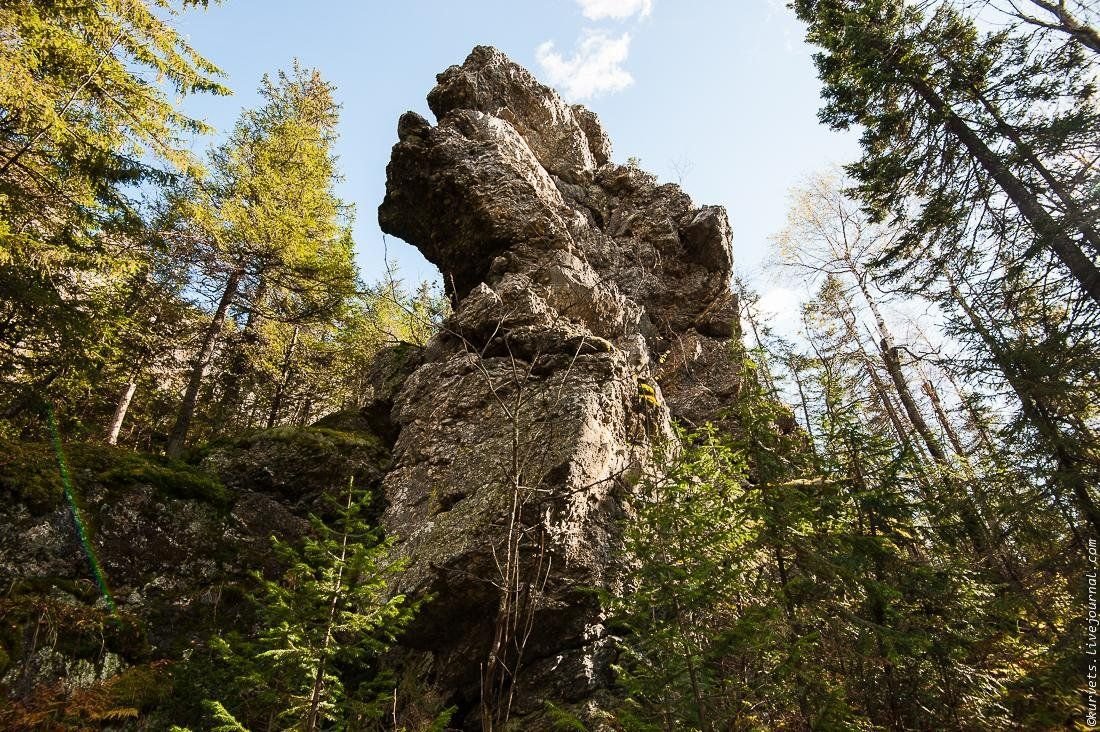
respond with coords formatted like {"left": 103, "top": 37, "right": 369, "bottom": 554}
{"left": 793, "top": 0, "right": 1100, "bottom": 300}
{"left": 210, "top": 478, "right": 415, "bottom": 731}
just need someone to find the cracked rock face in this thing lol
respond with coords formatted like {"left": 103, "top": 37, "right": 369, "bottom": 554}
{"left": 378, "top": 45, "right": 740, "bottom": 727}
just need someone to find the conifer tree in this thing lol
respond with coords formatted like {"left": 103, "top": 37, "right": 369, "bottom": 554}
{"left": 610, "top": 427, "right": 757, "bottom": 731}
{"left": 0, "top": 0, "right": 227, "bottom": 425}
{"left": 765, "top": 168, "right": 1089, "bottom": 721}
{"left": 210, "top": 478, "right": 415, "bottom": 731}
{"left": 986, "top": 0, "right": 1100, "bottom": 54}
{"left": 793, "top": 0, "right": 1100, "bottom": 300}
{"left": 164, "top": 63, "right": 356, "bottom": 456}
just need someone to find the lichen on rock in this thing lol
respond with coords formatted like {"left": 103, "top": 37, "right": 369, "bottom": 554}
{"left": 0, "top": 418, "right": 397, "bottom": 717}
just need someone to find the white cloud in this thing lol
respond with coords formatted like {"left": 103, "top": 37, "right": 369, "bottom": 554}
{"left": 575, "top": 0, "right": 652, "bottom": 20}
{"left": 536, "top": 31, "right": 635, "bottom": 100}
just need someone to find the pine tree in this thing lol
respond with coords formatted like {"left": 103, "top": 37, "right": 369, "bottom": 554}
{"left": 0, "top": 0, "right": 227, "bottom": 425}
{"left": 210, "top": 478, "right": 415, "bottom": 731}
{"left": 793, "top": 0, "right": 1100, "bottom": 300}
{"left": 775, "top": 176, "right": 1021, "bottom": 575}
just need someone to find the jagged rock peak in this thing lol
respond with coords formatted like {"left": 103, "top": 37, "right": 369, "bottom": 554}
{"left": 427, "top": 45, "right": 611, "bottom": 178}
{"left": 379, "top": 46, "right": 734, "bottom": 324}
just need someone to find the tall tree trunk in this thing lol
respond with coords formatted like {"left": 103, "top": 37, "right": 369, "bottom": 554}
{"left": 266, "top": 325, "right": 299, "bottom": 429}
{"left": 879, "top": 339, "right": 949, "bottom": 464}
{"left": 923, "top": 377, "right": 1027, "bottom": 585}
{"left": 105, "top": 380, "right": 137, "bottom": 445}
{"left": 849, "top": 268, "right": 952, "bottom": 462}
{"left": 844, "top": 280, "right": 995, "bottom": 559}
{"left": 941, "top": 368, "right": 1001, "bottom": 459}
{"left": 869, "top": 360, "right": 916, "bottom": 453}
{"left": 907, "top": 75, "right": 1100, "bottom": 303}
{"left": 674, "top": 599, "right": 712, "bottom": 732}
{"left": 836, "top": 295, "right": 990, "bottom": 564}
{"left": 947, "top": 276, "right": 1100, "bottom": 538}
{"left": 296, "top": 396, "right": 313, "bottom": 426}
{"left": 963, "top": 82, "right": 1100, "bottom": 256}
{"left": 834, "top": 296, "right": 917, "bottom": 454}
{"left": 166, "top": 268, "right": 243, "bottom": 458}
{"left": 741, "top": 293, "right": 780, "bottom": 399}
{"left": 218, "top": 278, "right": 267, "bottom": 425}
{"left": 880, "top": 336, "right": 997, "bottom": 557}
{"left": 789, "top": 361, "right": 818, "bottom": 458}
{"left": 1024, "top": 0, "right": 1100, "bottom": 54}
{"left": 922, "top": 380, "right": 967, "bottom": 458}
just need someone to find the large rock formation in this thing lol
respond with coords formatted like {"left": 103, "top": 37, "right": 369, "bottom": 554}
{"left": 377, "top": 46, "right": 740, "bottom": 727}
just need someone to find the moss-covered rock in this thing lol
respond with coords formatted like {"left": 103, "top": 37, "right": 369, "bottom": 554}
{"left": 0, "top": 418, "right": 397, "bottom": 725}
{"left": 0, "top": 440, "right": 229, "bottom": 515}
{"left": 203, "top": 422, "right": 392, "bottom": 517}
{"left": 97, "top": 457, "right": 228, "bottom": 506}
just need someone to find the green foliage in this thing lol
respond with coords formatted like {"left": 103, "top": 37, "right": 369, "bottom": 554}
{"left": 543, "top": 701, "right": 589, "bottom": 731}
{"left": 301, "top": 278, "right": 444, "bottom": 415}
{"left": 208, "top": 478, "right": 416, "bottom": 730}
{"left": 1, "top": 1, "right": 1092, "bottom": 727}
{"left": 98, "top": 455, "right": 228, "bottom": 504}
{"left": 0, "top": 439, "right": 68, "bottom": 512}
{"left": 610, "top": 427, "right": 753, "bottom": 729}
{"left": 792, "top": 0, "right": 1100, "bottom": 534}
{"left": 611, "top": 333, "right": 1021, "bottom": 729}
{"left": 161, "top": 62, "right": 367, "bottom": 455}
{"left": 423, "top": 709, "right": 457, "bottom": 732}
{"left": 0, "top": 588, "right": 150, "bottom": 699}
{"left": 793, "top": 0, "right": 1100, "bottom": 270}
{"left": 381, "top": 654, "right": 458, "bottom": 732}
{"left": 203, "top": 700, "right": 249, "bottom": 731}
{"left": 0, "top": 7, "right": 443, "bottom": 452}
{"left": 774, "top": 7, "right": 1100, "bottom": 719}
{"left": 0, "top": 0, "right": 227, "bottom": 427}
{"left": 238, "top": 425, "right": 381, "bottom": 453}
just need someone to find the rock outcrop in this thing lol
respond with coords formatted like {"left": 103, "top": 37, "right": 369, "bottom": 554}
{"left": 378, "top": 46, "right": 740, "bottom": 727}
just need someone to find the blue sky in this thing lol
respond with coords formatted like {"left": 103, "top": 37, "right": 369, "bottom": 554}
{"left": 174, "top": 0, "right": 861, "bottom": 305}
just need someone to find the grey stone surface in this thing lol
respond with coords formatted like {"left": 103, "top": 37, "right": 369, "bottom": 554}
{"left": 378, "top": 45, "right": 742, "bottom": 727}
